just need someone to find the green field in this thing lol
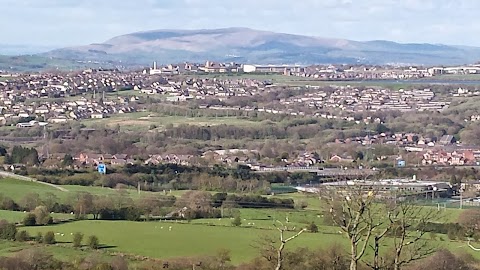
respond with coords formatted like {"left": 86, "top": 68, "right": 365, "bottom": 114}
{"left": 0, "top": 178, "right": 64, "bottom": 200}
{"left": 0, "top": 177, "right": 159, "bottom": 202}
{"left": 0, "top": 55, "right": 115, "bottom": 72}
{"left": 0, "top": 240, "right": 113, "bottom": 264}
{"left": 0, "top": 209, "right": 74, "bottom": 223}
{"left": 21, "top": 217, "right": 480, "bottom": 264}
{"left": 190, "top": 208, "right": 326, "bottom": 230}
{"left": 82, "top": 112, "right": 263, "bottom": 131}
{"left": 194, "top": 73, "right": 480, "bottom": 94}
{"left": 0, "top": 240, "right": 24, "bottom": 256}
{"left": 23, "top": 219, "right": 343, "bottom": 264}
{"left": 0, "top": 177, "right": 475, "bottom": 265}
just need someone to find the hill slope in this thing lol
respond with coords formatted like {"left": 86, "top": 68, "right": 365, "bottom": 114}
{"left": 36, "top": 27, "right": 480, "bottom": 65}
{"left": 0, "top": 54, "right": 120, "bottom": 72}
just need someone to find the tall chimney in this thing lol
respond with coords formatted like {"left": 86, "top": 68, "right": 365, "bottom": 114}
{"left": 153, "top": 61, "right": 157, "bottom": 70}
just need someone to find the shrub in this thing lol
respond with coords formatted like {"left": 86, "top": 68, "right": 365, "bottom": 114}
{"left": 87, "top": 235, "right": 99, "bottom": 249}
{"left": 43, "top": 231, "right": 56, "bottom": 244}
{"left": 34, "top": 206, "right": 52, "bottom": 225}
{"left": 35, "top": 232, "right": 43, "bottom": 243}
{"left": 0, "top": 196, "right": 18, "bottom": 211}
{"left": 231, "top": 215, "right": 242, "bottom": 227}
{"left": 0, "top": 220, "right": 17, "bottom": 240}
{"left": 295, "top": 199, "right": 308, "bottom": 210}
{"left": 73, "top": 232, "right": 83, "bottom": 248}
{"left": 447, "top": 229, "right": 456, "bottom": 241}
{"left": 307, "top": 222, "right": 319, "bottom": 233}
{"left": 23, "top": 213, "right": 36, "bottom": 226}
{"left": 15, "top": 230, "right": 29, "bottom": 242}
{"left": 473, "top": 233, "right": 480, "bottom": 242}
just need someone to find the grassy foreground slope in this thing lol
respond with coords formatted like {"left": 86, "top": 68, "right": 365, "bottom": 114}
{"left": 0, "top": 177, "right": 62, "bottom": 199}
{"left": 0, "top": 177, "right": 156, "bottom": 201}
{"left": 24, "top": 220, "right": 345, "bottom": 264}
{"left": 23, "top": 218, "right": 480, "bottom": 264}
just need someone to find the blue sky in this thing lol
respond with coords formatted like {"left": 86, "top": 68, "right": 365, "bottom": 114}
{"left": 1, "top": 0, "right": 479, "bottom": 47}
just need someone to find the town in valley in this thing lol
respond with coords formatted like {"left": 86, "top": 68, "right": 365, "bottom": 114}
{"left": 3, "top": 1, "right": 480, "bottom": 270}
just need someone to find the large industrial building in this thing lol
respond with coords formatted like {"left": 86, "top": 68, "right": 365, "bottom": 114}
{"left": 296, "top": 178, "right": 452, "bottom": 198}
{"left": 242, "top": 64, "right": 304, "bottom": 74}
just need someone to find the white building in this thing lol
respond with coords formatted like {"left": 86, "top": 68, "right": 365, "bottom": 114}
{"left": 243, "top": 65, "right": 257, "bottom": 73}
{"left": 149, "top": 62, "right": 162, "bottom": 75}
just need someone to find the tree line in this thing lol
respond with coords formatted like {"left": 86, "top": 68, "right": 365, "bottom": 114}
{"left": 27, "top": 164, "right": 309, "bottom": 193}
{"left": 0, "top": 190, "right": 294, "bottom": 223}
{"left": 4, "top": 145, "right": 39, "bottom": 165}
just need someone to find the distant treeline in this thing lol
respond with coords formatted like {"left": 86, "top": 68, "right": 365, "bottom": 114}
{"left": 0, "top": 188, "right": 295, "bottom": 223}
{"left": 25, "top": 164, "right": 319, "bottom": 193}
{"left": 4, "top": 145, "right": 39, "bottom": 165}
{"left": 162, "top": 118, "right": 358, "bottom": 141}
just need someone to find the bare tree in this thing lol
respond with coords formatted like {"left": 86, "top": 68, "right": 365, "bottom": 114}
{"left": 321, "top": 180, "right": 438, "bottom": 270}
{"left": 273, "top": 220, "right": 306, "bottom": 270}
{"left": 406, "top": 249, "right": 473, "bottom": 270}
{"left": 320, "top": 183, "right": 381, "bottom": 270}
{"left": 366, "top": 220, "right": 390, "bottom": 270}
{"left": 68, "top": 192, "right": 94, "bottom": 219}
{"left": 386, "top": 200, "right": 438, "bottom": 270}
{"left": 457, "top": 208, "right": 480, "bottom": 238}
{"left": 253, "top": 234, "right": 277, "bottom": 266}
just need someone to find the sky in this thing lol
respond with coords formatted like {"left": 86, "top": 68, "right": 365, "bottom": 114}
{"left": 1, "top": 0, "right": 479, "bottom": 49}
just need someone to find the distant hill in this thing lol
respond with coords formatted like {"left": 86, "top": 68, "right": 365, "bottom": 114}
{"left": 0, "top": 27, "right": 477, "bottom": 70}
{"left": 0, "top": 54, "right": 119, "bottom": 72}
{"left": 0, "top": 44, "right": 55, "bottom": 55}
{"left": 41, "top": 27, "right": 480, "bottom": 66}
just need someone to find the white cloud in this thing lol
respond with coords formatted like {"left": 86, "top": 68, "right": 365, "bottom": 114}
{"left": 0, "top": 0, "right": 479, "bottom": 46}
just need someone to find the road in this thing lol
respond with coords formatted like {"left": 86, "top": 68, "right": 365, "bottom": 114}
{"left": 0, "top": 170, "right": 69, "bottom": 192}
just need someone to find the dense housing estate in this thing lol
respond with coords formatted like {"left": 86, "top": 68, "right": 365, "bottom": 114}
{"left": 2, "top": 62, "right": 480, "bottom": 172}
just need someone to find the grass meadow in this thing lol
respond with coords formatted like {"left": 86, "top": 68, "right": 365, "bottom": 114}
{"left": 82, "top": 112, "right": 263, "bottom": 131}
{"left": 0, "top": 239, "right": 113, "bottom": 264}
{"left": 23, "top": 219, "right": 347, "bottom": 264}
{"left": 0, "top": 177, "right": 65, "bottom": 200}
{"left": 0, "top": 177, "right": 476, "bottom": 264}
{"left": 21, "top": 216, "right": 480, "bottom": 264}
{"left": 0, "top": 177, "right": 160, "bottom": 202}
{"left": 0, "top": 209, "right": 74, "bottom": 223}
